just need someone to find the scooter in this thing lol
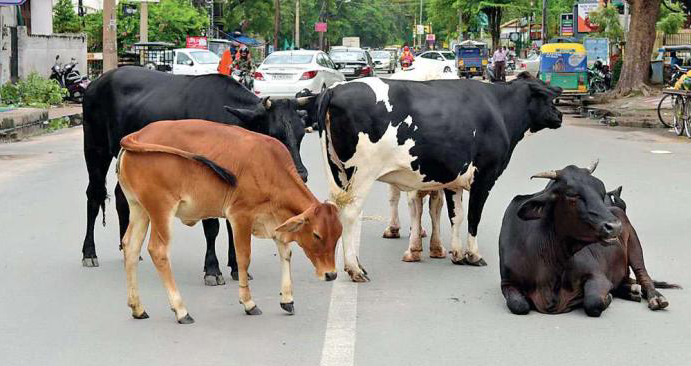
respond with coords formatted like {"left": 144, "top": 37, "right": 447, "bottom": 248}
{"left": 232, "top": 69, "right": 254, "bottom": 91}
{"left": 400, "top": 59, "right": 414, "bottom": 71}
{"left": 50, "top": 55, "right": 90, "bottom": 103}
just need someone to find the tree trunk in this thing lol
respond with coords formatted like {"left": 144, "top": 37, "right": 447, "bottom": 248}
{"left": 274, "top": 0, "right": 280, "bottom": 50}
{"left": 613, "top": 0, "right": 661, "bottom": 96}
{"left": 484, "top": 7, "right": 502, "bottom": 50}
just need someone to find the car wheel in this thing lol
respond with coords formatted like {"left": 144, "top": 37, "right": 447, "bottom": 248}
{"left": 444, "top": 66, "right": 451, "bottom": 73}
{"left": 143, "top": 62, "right": 156, "bottom": 71}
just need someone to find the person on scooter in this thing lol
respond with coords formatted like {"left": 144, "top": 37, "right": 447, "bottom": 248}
{"left": 400, "top": 46, "right": 415, "bottom": 69}
{"left": 232, "top": 45, "right": 255, "bottom": 75}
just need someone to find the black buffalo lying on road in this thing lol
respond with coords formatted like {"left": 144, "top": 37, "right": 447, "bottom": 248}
{"left": 81, "top": 66, "right": 310, "bottom": 284}
{"left": 499, "top": 162, "right": 679, "bottom": 316}
{"left": 316, "top": 72, "right": 562, "bottom": 281}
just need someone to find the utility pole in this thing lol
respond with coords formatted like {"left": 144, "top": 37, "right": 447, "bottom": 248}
{"left": 419, "top": 0, "right": 423, "bottom": 48}
{"left": 295, "top": 0, "right": 300, "bottom": 49}
{"left": 103, "top": 0, "right": 117, "bottom": 72}
{"left": 274, "top": 0, "right": 280, "bottom": 50}
{"left": 541, "top": 0, "right": 547, "bottom": 44}
{"left": 140, "top": 1, "right": 148, "bottom": 43}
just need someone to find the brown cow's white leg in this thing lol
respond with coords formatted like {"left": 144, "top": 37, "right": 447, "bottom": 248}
{"left": 232, "top": 219, "right": 261, "bottom": 315}
{"left": 428, "top": 190, "right": 446, "bottom": 258}
{"left": 402, "top": 192, "right": 424, "bottom": 262}
{"left": 123, "top": 201, "right": 149, "bottom": 320}
{"left": 383, "top": 185, "right": 401, "bottom": 238}
{"left": 448, "top": 190, "right": 467, "bottom": 265}
{"left": 275, "top": 240, "right": 295, "bottom": 314}
{"left": 148, "top": 213, "right": 193, "bottom": 324}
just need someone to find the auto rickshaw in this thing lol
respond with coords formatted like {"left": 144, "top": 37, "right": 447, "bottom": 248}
{"left": 539, "top": 43, "right": 589, "bottom": 99}
{"left": 455, "top": 40, "right": 488, "bottom": 79}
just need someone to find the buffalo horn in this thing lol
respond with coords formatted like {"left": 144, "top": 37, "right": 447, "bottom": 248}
{"left": 530, "top": 170, "right": 558, "bottom": 180}
{"left": 262, "top": 97, "right": 272, "bottom": 110}
{"left": 296, "top": 96, "right": 312, "bottom": 106}
{"left": 587, "top": 159, "right": 599, "bottom": 174}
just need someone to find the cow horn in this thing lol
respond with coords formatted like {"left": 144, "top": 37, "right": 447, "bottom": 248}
{"left": 296, "top": 96, "right": 313, "bottom": 106}
{"left": 262, "top": 97, "right": 272, "bottom": 110}
{"left": 587, "top": 159, "right": 599, "bottom": 174}
{"left": 530, "top": 170, "right": 558, "bottom": 180}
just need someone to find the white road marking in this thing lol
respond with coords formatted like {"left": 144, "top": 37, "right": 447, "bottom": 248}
{"left": 320, "top": 242, "right": 359, "bottom": 366}
{"left": 650, "top": 150, "right": 672, "bottom": 154}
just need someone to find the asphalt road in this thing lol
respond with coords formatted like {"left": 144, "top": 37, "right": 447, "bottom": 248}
{"left": 1, "top": 112, "right": 690, "bottom": 366}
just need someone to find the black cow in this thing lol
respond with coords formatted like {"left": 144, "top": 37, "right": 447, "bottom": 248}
{"left": 315, "top": 72, "right": 562, "bottom": 282}
{"left": 499, "top": 162, "right": 679, "bottom": 316}
{"left": 81, "top": 66, "right": 311, "bottom": 285}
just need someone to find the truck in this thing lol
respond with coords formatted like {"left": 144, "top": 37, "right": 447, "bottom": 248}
{"left": 342, "top": 37, "right": 361, "bottom": 48}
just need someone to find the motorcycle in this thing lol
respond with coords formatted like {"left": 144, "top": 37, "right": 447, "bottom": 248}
{"left": 50, "top": 55, "right": 90, "bottom": 103}
{"left": 232, "top": 69, "right": 254, "bottom": 91}
{"left": 587, "top": 64, "right": 612, "bottom": 95}
{"left": 506, "top": 55, "right": 516, "bottom": 75}
{"left": 400, "top": 58, "right": 414, "bottom": 71}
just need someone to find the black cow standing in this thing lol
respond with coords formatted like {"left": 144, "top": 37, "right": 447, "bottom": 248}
{"left": 315, "top": 72, "right": 563, "bottom": 282}
{"left": 499, "top": 162, "right": 679, "bottom": 316}
{"left": 82, "top": 66, "right": 310, "bottom": 285}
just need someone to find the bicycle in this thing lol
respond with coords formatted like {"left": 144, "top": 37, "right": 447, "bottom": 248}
{"left": 657, "top": 65, "right": 688, "bottom": 129}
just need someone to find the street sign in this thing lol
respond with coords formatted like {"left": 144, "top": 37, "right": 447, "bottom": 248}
{"left": 315, "top": 22, "right": 327, "bottom": 32}
{"left": 426, "top": 34, "right": 435, "bottom": 41}
{"left": 561, "top": 13, "right": 574, "bottom": 36}
{"left": 186, "top": 36, "right": 208, "bottom": 49}
{"left": 416, "top": 25, "right": 425, "bottom": 35}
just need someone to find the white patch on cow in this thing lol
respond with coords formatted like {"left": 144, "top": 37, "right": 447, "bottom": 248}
{"left": 449, "top": 191, "right": 465, "bottom": 257}
{"left": 473, "top": 129, "right": 477, "bottom": 137}
{"left": 329, "top": 80, "right": 349, "bottom": 89}
{"left": 351, "top": 77, "right": 393, "bottom": 112}
{"left": 401, "top": 115, "right": 413, "bottom": 127}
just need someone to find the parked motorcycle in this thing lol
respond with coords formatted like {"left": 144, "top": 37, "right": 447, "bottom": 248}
{"left": 588, "top": 60, "right": 612, "bottom": 95}
{"left": 50, "top": 55, "right": 90, "bottom": 103}
{"left": 232, "top": 70, "right": 254, "bottom": 91}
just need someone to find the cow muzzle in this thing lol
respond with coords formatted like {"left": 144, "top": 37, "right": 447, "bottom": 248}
{"left": 599, "top": 220, "right": 622, "bottom": 243}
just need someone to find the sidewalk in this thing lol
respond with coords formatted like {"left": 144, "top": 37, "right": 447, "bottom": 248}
{"left": 0, "top": 103, "right": 82, "bottom": 141}
{"left": 584, "top": 94, "right": 666, "bottom": 129}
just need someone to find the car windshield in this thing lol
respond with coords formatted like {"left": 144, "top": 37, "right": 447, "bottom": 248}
{"left": 263, "top": 53, "right": 314, "bottom": 64}
{"left": 191, "top": 51, "right": 220, "bottom": 64}
{"left": 441, "top": 52, "right": 455, "bottom": 60}
{"left": 330, "top": 51, "right": 366, "bottom": 62}
{"left": 372, "top": 51, "right": 390, "bottom": 59}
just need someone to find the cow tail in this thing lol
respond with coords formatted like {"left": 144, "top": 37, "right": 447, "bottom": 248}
{"left": 120, "top": 134, "right": 237, "bottom": 186}
{"left": 652, "top": 281, "right": 682, "bottom": 289}
{"left": 316, "top": 87, "right": 333, "bottom": 137}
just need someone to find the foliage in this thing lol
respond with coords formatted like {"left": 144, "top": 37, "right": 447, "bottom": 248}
{"left": 47, "top": 117, "right": 71, "bottom": 132}
{"left": 657, "top": 3, "right": 686, "bottom": 36}
{"left": 589, "top": 5, "right": 624, "bottom": 44}
{"left": 53, "top": 0, "right": 81, "bottom": 34}
{"left": 1, "top": 73, "right": 67, "bottom": 107}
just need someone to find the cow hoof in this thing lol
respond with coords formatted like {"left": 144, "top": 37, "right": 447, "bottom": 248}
{"left": 450, "top": 251, "right": 465, "bottom": 265}
{"left": 204, "top": 274, "right": 226, "bottom": 286}
{"left": 382, "top": 227, "right": 400, "bottom": 239}
{"left": 402, "top": 250, "right": 422, "bottom": 262}
{"left": 177, "top": 314, "right": 195, "bottom": 324}
{"left": 429, "top": 246, "right": 447, "bottom": 259}
{"left": 132, "top": 311, "right": 149, "bottom": 320}
{"left": 245, "top": 306, "right": 263, "bottom": 316}
{"left": 82, "top": 257, "right": 99, "bottom": 267}
{"left": 465, "top": 257, "right": 488, "bottom": 266}
{"left": 648, "top": 294, "right": 669, "bottom": 310}
{"left": 230, "top": 272, "right": 253, "bottom": 281}
{"left": 280, "top": 302, "right": 295, "bottom": 315}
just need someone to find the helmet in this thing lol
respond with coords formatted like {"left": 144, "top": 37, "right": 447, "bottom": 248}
{"left": 594, "top": 60, "right": 603, "bottom": 69}
{"left": 239, "top": 45, "right": 249, "bottom": 56}
{"left": 404, "top": 46, "right": 410, "bottom": 52}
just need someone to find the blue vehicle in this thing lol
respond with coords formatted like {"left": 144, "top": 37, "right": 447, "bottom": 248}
{"left": 455, "top": 40, "right": 488, "bottom": 79}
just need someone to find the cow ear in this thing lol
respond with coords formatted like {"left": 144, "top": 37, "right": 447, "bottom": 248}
{"left": 613, "top": 186, "right": 623, "bottom": 198}
{"left": 276, "top": 215, "right": 306, "bottom": 233}
{"left": 224, "top": 105, "right": 262, "bottom": 124}
{"left": 517, "top": 192, "right": 554, "bottom": 220}
{"left": 529, "top": 81, "right": 562, "bottom": 99}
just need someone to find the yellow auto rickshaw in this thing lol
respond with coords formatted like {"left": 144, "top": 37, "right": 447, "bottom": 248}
{"left": 539, "top": 43, "right": 589, "bottom": 98}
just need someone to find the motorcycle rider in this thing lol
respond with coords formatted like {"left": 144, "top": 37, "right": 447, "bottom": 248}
{"left": 232, "top": 45, "right": 255, "bottom": 75}
{"left": 400, "top": 46, "right": 415, "bottom": 68}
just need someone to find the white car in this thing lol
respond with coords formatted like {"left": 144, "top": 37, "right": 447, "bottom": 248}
{"left": 172, "top": 48, "right": 220, "bottom": 76}
{"left": 517, "top": 53, "right": 540, "bottom": 76}
{"left": 254, "top": 50, "right": 345, "bottom": 98}
{"left": 415, "top": 51, "right": 458, "bottom": 74}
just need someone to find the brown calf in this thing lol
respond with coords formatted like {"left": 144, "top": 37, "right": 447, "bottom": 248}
{"left": 117, "top": 120, "right": 341, "bottom": 324}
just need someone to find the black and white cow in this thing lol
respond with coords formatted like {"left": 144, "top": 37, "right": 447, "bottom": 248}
{"left": 316, "top": 72, "right": 563, "bottom": 282}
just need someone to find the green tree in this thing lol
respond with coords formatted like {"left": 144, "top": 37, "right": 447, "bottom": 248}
{"left": 589, "top": 5, "right": 624, "bottom": 44}
{"left": 53, "top": 0, "right": 81, "bottom": 34}
{"left": 657, "top": 3, "right": 686, "bottom": 44}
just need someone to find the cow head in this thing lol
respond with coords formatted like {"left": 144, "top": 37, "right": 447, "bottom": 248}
{"left": 225, "top": 96, "right": 313, "bottom": 181}
{"left": 517, "top": 161, "right": 622, "bottom": 244}
{"left": 515, "top": 72, "right": 563, "bottom": 132}
{"left": 275, "top": 202, "right": 341, "bottom": 281}
{"left": 606, "top": 186, "right": 627, "bottom": 211}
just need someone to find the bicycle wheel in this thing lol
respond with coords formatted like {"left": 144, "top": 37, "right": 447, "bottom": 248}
{"left": 657, "top": 94, "right": 674, "bottom": 128}
{"left": 673, "top": 96, "right": 686, "bottom": 136}
{"left": 685, "top": 99, "right": 691, "bottom": 138}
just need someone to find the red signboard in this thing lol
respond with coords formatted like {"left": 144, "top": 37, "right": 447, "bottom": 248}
{"left": 426, "top": 34, "right": 436, "bottom": 41}
{"left": 315, "top": 22, "right": 327, "bottom": 32}
{"left": 186, "top": 36, "right": 208, "bottom": 49}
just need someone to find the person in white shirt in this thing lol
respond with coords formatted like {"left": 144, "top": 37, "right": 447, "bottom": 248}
{"left": 492, "top": 47, "right": 507, "bottom": 82}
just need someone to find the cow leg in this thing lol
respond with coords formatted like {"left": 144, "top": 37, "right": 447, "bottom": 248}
{"left": 122, "top": 201, "right": 150, "bottom": 320}
{"left": 382, "top": 185, "right": 401, "bottom": 239}
{"left": 583, "top": 276, "right": 614, "bottom": 317}
{"left": 114, "top": 183, "right": 129, "bottom": 250}
{"left": 501, "top": 283, "right": 530, "bottom": 315}
{"left": 465, "top": 175, "right": 497, "bottom": 266}
{"left": 275, "top": 240, "right": 295, "bottom": 314}
{"left": 340, "top": 185, "right": 375, "bottom": 282}
{"left": 613, "top": 280, "right": 642, "bottom": 302}
{"left": 445, "top": 189, "right": 467, "bottom": 265}
{"left": 623, "top": 220, "right": 669, "bottom": 310}
{"left": 231, "top": 217, "right": 261, "bottom": 315}
{"left": 82, "top": 148, "right": 112, "bottom": 267}
{"left": 225, "top": 220, "right": 251, "bottom": 281}
{"left": 201, "top": 219, "right": 225, "bottom": 286}
{"left": 148, "top": 212, "right": 193, "bottom": 324}
{"left": 428, "top": 190, "right": 446, "bottom": 258}
{"left": 402, "top": 191, "right": 424, "bottom": 262}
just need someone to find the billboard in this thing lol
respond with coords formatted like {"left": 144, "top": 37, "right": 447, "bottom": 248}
{"left": 577, "top": 0, "right": 607, "bottom": 33}
{"left": 561, "top": 13, "right": 574, "bottom": 36}
{"left": 315, "top": 22, "right": 327, "bottom": 32}
{"left": 584, "top": 37, "right": 610, "bottom": 65}
{"left": 186, "top": 36, "right": 207, "bottom": 49}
